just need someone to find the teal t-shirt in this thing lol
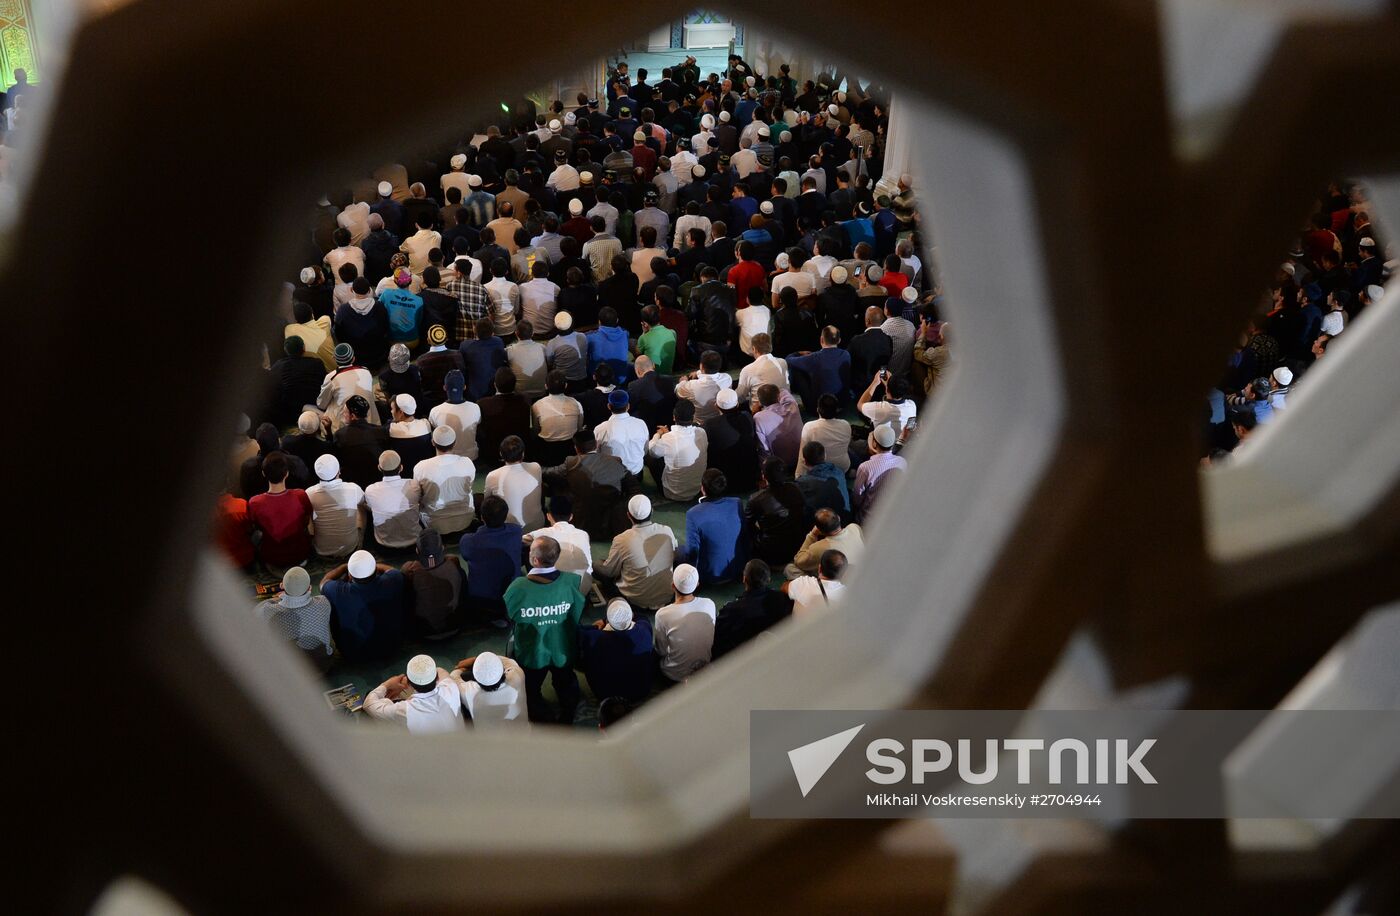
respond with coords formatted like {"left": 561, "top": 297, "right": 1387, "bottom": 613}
{"left": 504, "top": 572, "right": 585, "bottom": 668}
{"left": 638, "top": 325, "right": 677, "bottom": 373}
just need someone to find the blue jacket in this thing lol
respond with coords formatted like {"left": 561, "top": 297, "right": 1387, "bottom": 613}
{"left": 586, "top": 325, "right": 630, "bottom": 374}
{"left": 323, "top": 570, "right": 405, "bottom": 662}
{"left": 459, "top": 336, "right": 507, "bottom": 401}
{"left": 803, "top": 462, "right": 850, "bottom": 511}
{"left": 786, "top": 347, "right": 851, "bottom": 400}
{"left": 459, "top": 523, "right": 524, "bottom": 605}
{"left": 841, "top": 217, "right": 876, "bottom": 253}
{"left": 577, "top": 617, "right": 655, "bottom": 702}
{"left": 682, "top": 496, "right": 747, "bottom": 583}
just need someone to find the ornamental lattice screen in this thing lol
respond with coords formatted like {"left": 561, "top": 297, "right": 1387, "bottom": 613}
{"left": 9, "top": 0, "right": 1400, "bottom": 913}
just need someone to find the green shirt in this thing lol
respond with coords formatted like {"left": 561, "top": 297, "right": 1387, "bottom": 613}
{"left": 638, "top": 325, "right": 677, "bottom": 373}
{"left": 504, "top": 572, "right": 585, "bottom": 668}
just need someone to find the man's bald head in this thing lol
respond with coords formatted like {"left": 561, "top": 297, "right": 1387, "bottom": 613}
{"left": 865, "top": 306, "right": 884, "bottom": 328}
{"left": 635, "top": 354, "right": 655, "bottom": 376}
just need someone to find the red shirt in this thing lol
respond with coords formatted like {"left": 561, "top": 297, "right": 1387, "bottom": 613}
{"left": 631, "top": 144, "right": 658, "bottom": 181}
{"left": 878, "top": 271, "right": 910, "bottom": 299}
{"left": 214, "top": 494, "right": 254, "bottom": 568}
{"left": 249, "top": 488, "right": 314, "bottom": 567}
{"left": 730, "top": 260, "right": 766, "bottom": 310}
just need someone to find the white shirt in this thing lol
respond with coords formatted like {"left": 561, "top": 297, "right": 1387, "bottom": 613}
{"left": 389, "top": 418, "right": 431, "bottom": 439}
{"left": 676, "top": 371, "right": 734, "bottom": 423}
{"left": 595, "top": 412, "right": 650, "bottom": 474}
{"left": 736, "top": 353, "right": 790, "bottom": 402}
{"left": 441, "top": 171, "right": 471, "bottom": 200}
{"left": 306, "top": 479, "right": 364, "bottom": 557}
{"left": 546, "top": 163, "right": 580, "bottom": 191}
{"left": 325, "top": 245, "right": 365, "bottom": 280}
{"left": 674, "top": 213, "right": 713, "bottom": 249}
{"left": 731, "top": 147, "right": 759, "bottom": 178}
{"left": 789, "top": 576, "right": 846, "bottom": 616}
{"left": 647, "top": 424, "right": 709, "bottom": 501}
{"left": 317, "top": 367, "right": 379, "bottom": 431}
{"left": 364, "top": 475, "right": 423, "bottom": 548}
{"left": 507, "top": 340, "right": 548, "bottom": 395}
{"left": 631, "top": 247, "right": 667, "bottom": 285}
{"left": 798, "top": 418, "right": 853, "bottom": 474}
{"left": 1321, "top": 311, "right": 1346, "bottom": 336}
{"left": 484, "top": 462, "right": 546, "bottom": 532}
{"left": 407, "top": 678, "right": 466, "bottom": 734}
{"left": 519, "top": 278, "right": 560, "bottom": 332}
{"left": 485, "top": 276, "right": 521, "bottom": 336}
{"left": 771, "top": 269, "right": 816, "bottom": 303}
{"left": 737, "top": 305, "right": 772, "bottom": 357}
{"left": 528, "top": 519, "right": 593, "bottom": 579}
{"left": 654, "top": 597, "right": 717, "bottom": 681}
{"left": 337, "top": 202, "right": 371, "bottom": 245}
{"left": 804, "top": 254, "right": 837, "bottom": 293}
{"left": 412, "top": 453, "right": 476, "bottom": 534}
{"left": 453, "top": 663, "right": 528, "bottom": 727}
{"left": 442, "top": 256, "right": 483, "bottom": 284}
{"left": 400, "top": 228, "right": 442, "bottom": 275}
{"left": 670, "top": 150, "right": 698, "bottom": 185}
{"left": 532, "top": 393, "right": 585, "bottom": 442}
{"left": 860, "top": 398, "right": 917, "bottom": 433}
{"left": 428, "top": 401, "right": 481, "bottom": 460}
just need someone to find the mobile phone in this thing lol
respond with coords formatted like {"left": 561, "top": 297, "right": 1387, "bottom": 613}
{"left": 853, "top": 266, "right": 862, "bottom": 276}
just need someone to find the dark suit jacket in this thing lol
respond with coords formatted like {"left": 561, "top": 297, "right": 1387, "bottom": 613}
{"left": 848, "top": 327, "right": 893, "bottom": 392}
{"left": 626, "top": 372, "right": 677, "bottom": 434}
{"left": 544, "top": 450, "right": 635, "bottom": 539}
{"left": 333, "top": 421, "right": 390, "bottom": 490}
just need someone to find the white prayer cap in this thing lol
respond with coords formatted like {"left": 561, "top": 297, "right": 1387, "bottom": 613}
{"left": 1281, "top": 262, "right": 1296, "bottom": 277}
{"left": 406, "top": 654, "right": 437, "bottom": 686}
{"left": 835, "top": 90, "right": 847, "bottom": 103}
{"left": 282, "top": 566, "right": 311, "bottom": 605}
{"left": 634, "top": 130, "right": 646, "bottom": 142}
{"left": 779, "top": 130, "right": 793, "bottom": 143}
{"left": 827, "top": 104, "right": 839, "bottom": 116}
{"left": 746, "top": 75, "right": 756, "bottom": 87}
{"left": 431, "top": 424, "right": 456, "bottom": 447}
{"left": 377, "top": 180, "right": 392, "bottom": 197}
{"left": 866, "top": 265, "right": 884, "bottom": 282}
{"left": 237, "top": 413, "right": 251, "bottom": 435}
{"left": 473, "top": 652, "right": 504, "bottom": 687}
{"left": 1359, "top": 236, "right": 1375, "bottom": 248}
{"left": 759, "top": 200, "right": 774, "bottom": 215}
{"left": 347, "top": 549, "right": 376, "bottom": 579}
{"left": 606, "top": 599, "right": 634, "bottom": 631}
{"left": 715, "top": 388, "right": 739, "bottom": 410}
{"left": 901, "top": 286, "right": 919, "bottom": 304}
{"left": 701, "top": 113, "right": 715, "bottom": 129}
{"left": 871, "top": 423, "right": 897, "bottom": 449}
{"left": 548, "top": 118, "right": 562, "bottom": 132}
{"left": 1366, "top": 284, "right": 1384, "bottom": 301}
{"left": 719, "top": 110, "right": 731, "bottom": 122}
{"left": 775, "top": 252, "right": 790, "bottom": 269}
{"left": 467, "top": 173, "right": 482, "bottom": 187}
{"left": 672, "top": 564, "right": 700, "bottom": 595}
{"left": 314, "top": 454, "right": 340, "bottom": 481}
{"left": 628, "top": 494, "right": 652, "bottom": 519}
{"left": 830, "top": 265, "right": 848, "bottom": 285}
{"left": 757, "top": 125, "right": 770, "bottom": 137}
{"left": 554, "top": 311, "right": 574, "bottom": 331}
{"left": 568, "top": 198, "right": 584, "bottom": 215}
{"left": 1272, "top": 367, "right": 1294, "bottom": 386}
{"left": 299, "top": 267, "right": 317, "bottom": 284}
{"left": 298, "top": 410, "right": 321, "bottom": 434}
{"left": 565, "top": 111, "right": 577, "bottom": 125}
{"left": 394, "top": 393, "right": 417, "bottom": 415}
{"left": 692, "top": 164, "right": 707, "bottom": 178}
{"left": 450, "top": 153, "right": 467, "bottom": 169}
{"left": 378, "top": 450, "right": 401, "bottom": 473}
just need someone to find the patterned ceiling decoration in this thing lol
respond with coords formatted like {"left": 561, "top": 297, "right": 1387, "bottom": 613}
{"left": 0, "top": 0, "right": 37, "bottom": 89}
